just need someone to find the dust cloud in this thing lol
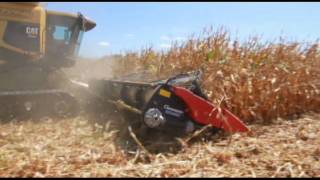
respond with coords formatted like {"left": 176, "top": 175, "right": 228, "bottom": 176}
{"left": 64, "top": 56, "right": 115, "bottom": 83}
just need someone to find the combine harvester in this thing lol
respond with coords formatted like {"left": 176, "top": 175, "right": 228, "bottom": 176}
{"left": 0, "top": 2, "right": 95, "bottom": 118}
{"left": 0, "top": 2, "right": 249, "bottom": 135}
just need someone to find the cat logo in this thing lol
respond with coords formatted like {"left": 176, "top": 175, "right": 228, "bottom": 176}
{"left": 26, "top": 26, "right": 39, "bottom": 38}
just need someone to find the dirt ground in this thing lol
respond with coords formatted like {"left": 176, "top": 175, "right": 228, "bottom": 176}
{"left": 0, "top": 112, "right": 319, "bottom": 177}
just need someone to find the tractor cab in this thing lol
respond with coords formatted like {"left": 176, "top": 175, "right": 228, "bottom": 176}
{"left": 45, "top": 10, "right": 96, "bottom": 68}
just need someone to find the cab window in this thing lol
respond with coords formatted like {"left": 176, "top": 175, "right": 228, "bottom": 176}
{"left": 49, "top": 25, "right": 72, "bottom": 45}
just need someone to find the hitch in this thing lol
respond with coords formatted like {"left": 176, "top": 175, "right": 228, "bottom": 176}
{"left": 87, "top": 70, "right": 250, "bottom": 134}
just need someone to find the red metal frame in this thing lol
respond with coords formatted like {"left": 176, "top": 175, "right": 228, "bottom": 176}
{"left": 173, "top": 86, "right": 250, "bottom": 133}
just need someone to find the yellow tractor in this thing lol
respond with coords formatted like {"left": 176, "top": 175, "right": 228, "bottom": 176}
{"left": 0, "top": 2, "right": 96, "bottom": 119}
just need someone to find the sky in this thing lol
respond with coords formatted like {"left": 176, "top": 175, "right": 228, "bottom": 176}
{"left": 47, "top": 2, "right": 320, "bottom": 59}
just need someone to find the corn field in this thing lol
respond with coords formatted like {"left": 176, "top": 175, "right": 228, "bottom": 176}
{"left": 109, "top": 27, "right": 320, "bottom": 123}
{"left": 1, "top": 27, "right": 319, "bottom": 177}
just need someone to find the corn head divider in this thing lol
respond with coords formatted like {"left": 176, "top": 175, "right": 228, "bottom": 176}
{"left": 75, "top": 70, "right": 249, "bottom": 135}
